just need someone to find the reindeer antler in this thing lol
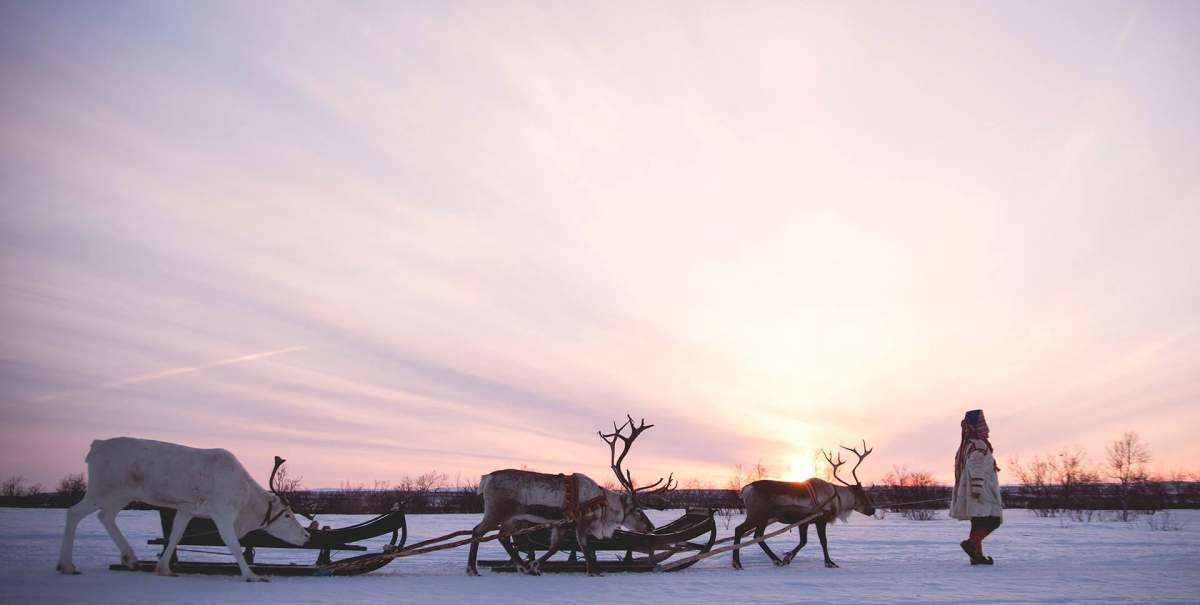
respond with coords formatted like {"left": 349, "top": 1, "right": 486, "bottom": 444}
{"left": 269, "top": 456, "right": 286, "bottom": 493}
{"left": 821, "top": 448, "right": 851, "bottom": 486}
{"left": 643, "top": 472, "right": 678, "bottom": 496}
{"left": 838, "top": 439, "right": 874, "bottom": 486}
{"left": 598, "top": 415, "right": 674, "bottom": 502}
{"left": 268, "top": 455, "right": 315, "bottom": 521}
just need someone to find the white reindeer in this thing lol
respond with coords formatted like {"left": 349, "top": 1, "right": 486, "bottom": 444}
{"left": 57, "top": 437, "right": 310, "bottom": 581}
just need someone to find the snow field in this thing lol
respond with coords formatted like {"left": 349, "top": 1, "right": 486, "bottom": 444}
{"left": 1, "top": 507, "right": 1197, "bottom": 604}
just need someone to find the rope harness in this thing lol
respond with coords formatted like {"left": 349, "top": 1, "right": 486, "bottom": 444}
{"left": 260, "top": 493, "right": 289, "bottom": 528}
{"left": 562, "top": 474, "right": 607, "bottom": 520}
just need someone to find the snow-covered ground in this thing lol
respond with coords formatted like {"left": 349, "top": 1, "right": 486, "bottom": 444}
{"left": 2, "top": 507, "right": 1197, "bottom": 604}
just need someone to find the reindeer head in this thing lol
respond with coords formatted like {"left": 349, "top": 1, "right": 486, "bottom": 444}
{"left": 598, "top": 415, "right": 677, "bottom": 533}
{"left": 821, "top": 440, "right": 876, "bottom": 517}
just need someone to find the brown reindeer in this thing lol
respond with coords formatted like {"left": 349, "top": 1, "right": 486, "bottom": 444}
{"left": 732, "top": 441, "right": 875, "bottom": 570}
{"left": 466, "top": 415, "right": 675, "bottom": 576}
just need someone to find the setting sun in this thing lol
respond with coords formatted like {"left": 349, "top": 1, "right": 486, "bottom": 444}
{"left": 783, "top": 454, "right": 820, "bottom": 483}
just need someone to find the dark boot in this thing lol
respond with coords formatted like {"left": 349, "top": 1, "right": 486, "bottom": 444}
{"left": 960, "top": 540, "right": 980, "bottom": 560}
{"left": 961, "top": 537, "right": 993, "bottom": 565}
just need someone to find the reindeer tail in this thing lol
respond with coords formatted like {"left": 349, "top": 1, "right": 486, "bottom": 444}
{"left": 477, "top": 473, "right": 493, "bottom": 495}
{"left": 739, "top": 484, "right": 754, "bottom": 506}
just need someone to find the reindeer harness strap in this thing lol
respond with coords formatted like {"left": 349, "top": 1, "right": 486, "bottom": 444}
{"left": 805, "top": 481, "right": 820, "bottom": 510}
{"left": 261, "top": 492, "right": 288, "bottom": 528}
{"left": 562, "top": 474, "right": 607, "bottom": 520}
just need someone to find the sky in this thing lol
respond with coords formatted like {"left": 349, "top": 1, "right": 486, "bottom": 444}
{"left": 1, "top": 1, "right": 1198, "bottom": 490}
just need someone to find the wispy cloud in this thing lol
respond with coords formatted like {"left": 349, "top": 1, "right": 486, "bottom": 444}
{"left": 31, "top": 346, "right": 309, "bottom": 402}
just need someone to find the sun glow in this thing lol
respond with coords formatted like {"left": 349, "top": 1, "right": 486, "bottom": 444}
{"left": 783, "top": 455, "right": 818, "bottom": 482}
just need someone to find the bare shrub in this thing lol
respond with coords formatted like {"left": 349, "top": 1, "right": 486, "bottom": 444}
{"left": 452, "top": 474, "right": 483, "bottom": 512}
{"left": 272, "top": 462, "right": 304, "bottom": 494}
{"left": 1146, "top": 511, "right": 1185, "bottom": 531}
{"left": 1065, "top": 508, "right": 1101, "bottom": 523}
{"left": 1107, "top": 432, "right": 1151, "bottom": 522}
{"left": 398, "top": 470, "right": 448, "bottom": 493}
{"left": 395, "top": 470, "right": 448, "bottom": 512}
{"left": 724, "top": 461, "right": 769, "bottom": 515}
{"left": 1011, "top": 448, "right": 1101, "bottom": 517}
{"left": 880, "top": 466, "right": 942, "bottom": 520}
{"left": 727, "top": 461, "right": 770, "bottom": 491}
{"left": 2, "top": 475, "right": 41, "bottom": 497}
{"left": 268, "top": 462, "right": 310, "bottom": 514}
{"left": 56, "top": 473, "right": 87, "bottom": 504}
{"left": 2, "top": 476, "right": 25, "bottom": 497}
{"left": 716, "top": 506, "right": 736, "bottom": 529}
{"left": 1010, "top": 454, "right": 1058, "bottom": 516}
{"left": 1055, "top": 448, "right": 1100, "bottom": 520}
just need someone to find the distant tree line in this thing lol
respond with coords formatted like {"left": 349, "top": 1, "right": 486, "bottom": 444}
{"left": 5, "top": 477, "right": 1199, "bottom": 515}
{"left": 1, "top": 472, "right": 88, "bottom": 508}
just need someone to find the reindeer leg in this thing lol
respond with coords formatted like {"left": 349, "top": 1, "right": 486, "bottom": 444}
{"left": 577, "top": 522, "right": 601, "bottom": 576}
{"left": 468, "top": 535, "right": 482, "bottom": 573}
{"left": 96, "top": 501, "right": 137, "bottom": 570}
{"left": 782, "top": 523, "right": 809, "bottom": 565}
{"left": 155, "top": 511, "right": 193, "bottom": 576}
{"left": 532, "top": 526, "right": 562, "bottom": 574}
{"left": 816, "top": 520, "right": 837, "bottom": 568}
{"left": 467, "top": 511, "right": 503, "bottom": 576}
{"left": 494, "top": 519, "right": 539, "bottom": 575}
{"left": 498, "top": 535, "right": 537, "bottom": 574}
{"left": 57, "top": 495, "right": 100, "bottom": 574}
{"left": 732, "top": 519, "right": 751, "bottom": 569}
{"left": 755, "top": 523, "right": 784, "bottom": 566}
{"left": 466, "top": 537, "right": 482, "bottom": 576}
{"left": 213, "top": 516, "right": 265, "bottom": 581}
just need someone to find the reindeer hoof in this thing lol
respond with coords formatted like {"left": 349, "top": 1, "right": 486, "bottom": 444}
{"left": 244, "top": 575, "right": 269, "bottom": 582}
{"left": 56, "top": 563, "right": 80, "bottom": 575}
{"left": 825, "top": 561, "right": 839, "bottom": 568}
{"left": 732, "top": 562, "right": 743, "bottom": 571}
{"left": 121, "top": 552, "right": 138, "bottom": 570}
{"left": 773, "top": 559, "right": 787, "bottom": 567}
{"left": 154, "top": 569, "right": 178, "bottom": 577}
{"left": 467, "top": 568, "right": 480, "bottom": 576}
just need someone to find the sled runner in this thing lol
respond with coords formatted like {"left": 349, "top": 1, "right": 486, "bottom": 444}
{"left": 110, "top": 505, "right": 408, "bottom": 577}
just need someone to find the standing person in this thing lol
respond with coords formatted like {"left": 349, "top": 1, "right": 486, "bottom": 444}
{"left": 950, "top": 409, "right": 1003, "bottom": 565}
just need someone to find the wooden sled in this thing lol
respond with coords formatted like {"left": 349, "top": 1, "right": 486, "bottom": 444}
{"left": 110, "top": 506, "right": 408, "bottom": 577}
{"left": 477, "top": 507, "right": 716, "bottom": 573}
